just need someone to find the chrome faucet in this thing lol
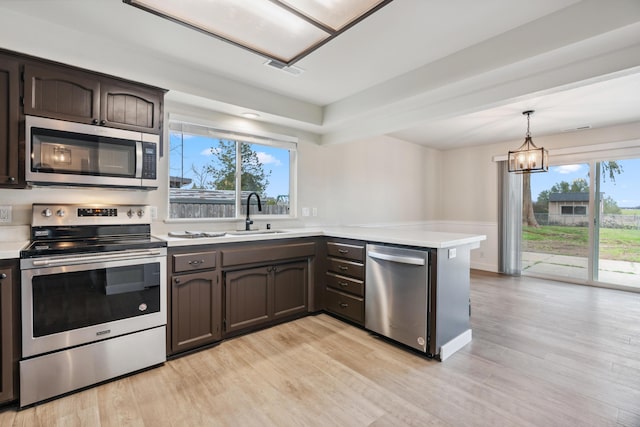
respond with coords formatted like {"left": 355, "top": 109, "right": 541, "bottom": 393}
{"left": 245, "top": 192, "right": 262, "bottom": 231}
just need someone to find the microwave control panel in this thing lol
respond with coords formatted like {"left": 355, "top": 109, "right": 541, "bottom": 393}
{"left": 141, "top": 142, "right": 157, "bottom": 180}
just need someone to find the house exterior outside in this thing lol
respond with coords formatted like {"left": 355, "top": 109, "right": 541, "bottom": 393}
{"left": 548, "top": 192, "right": 597, "bottom": 226}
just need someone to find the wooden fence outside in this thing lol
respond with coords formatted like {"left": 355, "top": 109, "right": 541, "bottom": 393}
{"left": 170, "top": 189, "right": 289, "bottom": 218}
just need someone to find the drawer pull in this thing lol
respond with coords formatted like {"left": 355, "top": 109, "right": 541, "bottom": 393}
{"left": 338, "top": 249, "right": 349, "bottom": 254}
{"left": 338, "top": 281, "right": 349, "bottom": 287}
{"left": 339, "top": 303, "right": 349, "bottom": 308}
{"left": 338, "top": 266, "right": 348, "bottom": 271}
{"left": 0, "top": 273, "right": 6, "bottom": 279}
{"left": 188, "top": 259, "right": 204, "bottom": 265}
{"left": 175, "top": 278, "right": 181, "bottom": 284}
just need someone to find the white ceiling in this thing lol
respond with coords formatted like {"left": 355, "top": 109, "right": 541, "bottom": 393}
{"left": 1, "top": 0, "right": 639, "bottom": 149}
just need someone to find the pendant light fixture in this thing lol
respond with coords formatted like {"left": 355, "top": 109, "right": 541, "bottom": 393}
{"left": 508, "top": 110, "right": 548, "bottom": 173}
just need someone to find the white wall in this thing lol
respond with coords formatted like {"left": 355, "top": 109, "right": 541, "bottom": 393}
{"left": 318, "top": 135, "right": 440, "bottom": 225}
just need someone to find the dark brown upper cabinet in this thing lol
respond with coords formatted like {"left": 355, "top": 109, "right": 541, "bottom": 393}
{"left": 24, "top": 63, "right": 100, "bottom": 124}
{"left": 23, "top": 62, "right": 163, "bottom": 135}
{"left": 0, "top": 53, "right": 22, "bottom": 186}
{"left": 100, "top": 79, "right": 162, "bottom": 134}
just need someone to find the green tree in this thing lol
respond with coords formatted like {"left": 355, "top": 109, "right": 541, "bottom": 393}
{"left": 207, "top": 140, "right": 271, "bottom": 193}
{"left": 603, "top": 196, "right": 621, "bottom": 214}
{"left": 534, "top": 189, "right": 550, "bottom": 213}
{"left": 548, "top": 178, "right": 589, "bottom": 194}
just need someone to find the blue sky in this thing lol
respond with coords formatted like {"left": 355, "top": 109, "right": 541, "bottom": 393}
{"left": 530, "top": 158, "right": 640, "bottom": 208}
{"left": 169, "top": 133, "right": 290, "bottom": 197}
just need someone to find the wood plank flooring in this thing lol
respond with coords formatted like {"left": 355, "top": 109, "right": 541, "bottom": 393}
{"left": 2, "top": 272, "right": 640, "bottom": 426}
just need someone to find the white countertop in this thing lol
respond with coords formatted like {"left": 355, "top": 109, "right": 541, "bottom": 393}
{"left": 0, "top": 225, "right": 486, "bottom": 260}
{"left": 159, "top": 225, "right": 486, "bottom": 249}
{"left": 323, "top": 226, "right": 486, "bottom": 248}
{"left": 0, "top": 240, "right": 28, "bottom": 260}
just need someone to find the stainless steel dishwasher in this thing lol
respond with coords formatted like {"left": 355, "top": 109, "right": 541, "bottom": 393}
{"left": 365, "top": 244, "right": 430, "bottom": 353}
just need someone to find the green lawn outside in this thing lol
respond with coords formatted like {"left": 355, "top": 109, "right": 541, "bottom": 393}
{"left": 523, "top": 225, "right": 640, "bottom": 262}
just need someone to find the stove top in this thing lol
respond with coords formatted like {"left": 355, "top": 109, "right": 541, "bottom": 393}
{"left": 21, "top": 203, "right": 166, "bottom": 259}
{"left": 21, "top": 235, "right": 166, "bottom": 258}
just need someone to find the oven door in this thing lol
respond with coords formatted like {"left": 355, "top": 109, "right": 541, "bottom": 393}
{"left": 21, "top": 249, "right": 166, "bottom": 358}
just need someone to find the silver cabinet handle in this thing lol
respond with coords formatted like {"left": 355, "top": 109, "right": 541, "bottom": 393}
{"left": 188, "top": 259, "right": 204, "bottom": 265}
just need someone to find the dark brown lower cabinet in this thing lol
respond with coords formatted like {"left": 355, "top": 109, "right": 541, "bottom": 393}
{"left": 225, "top": 266, "right": 270, "bottom": 333}
{"left": 0, "top": 261, "right": 18, "bottom": 404}
{"left": 170, "top": 270, "right": 221, "bottom": 354}
{"left": 225, "top": 261, "right": 308, "bottom": 335}
{"left": 273, "top": 262, "right": 308, "bottom": 319}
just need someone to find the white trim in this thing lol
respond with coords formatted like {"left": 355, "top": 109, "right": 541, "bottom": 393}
{"left": 168, "top": 113, "right": 298, "bottom": 145}
{"left": 439, "top": 329, "right": 472, "bottom": 361}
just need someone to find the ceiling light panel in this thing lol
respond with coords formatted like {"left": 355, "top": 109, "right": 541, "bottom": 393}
{"left": 278, "top": 0, "right": 389, "bottom": 31}
{"left": 124, "top": 0, "right": 393, "bottom": 65}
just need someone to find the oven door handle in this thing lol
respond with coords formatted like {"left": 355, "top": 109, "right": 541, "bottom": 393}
{"left": 31, "top": 249, "right": 164, "bottom": 266}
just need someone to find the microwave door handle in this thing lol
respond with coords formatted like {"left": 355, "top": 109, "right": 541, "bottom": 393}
{"left": 135, "top": 140, "right": 143, "bottom": 179}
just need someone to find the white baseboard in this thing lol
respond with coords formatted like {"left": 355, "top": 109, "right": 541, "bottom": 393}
{"left": 439, "top": 329, "right": 472, "bottom": 361}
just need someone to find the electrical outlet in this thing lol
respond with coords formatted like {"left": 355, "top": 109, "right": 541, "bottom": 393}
{"left": 0, "top": 206, "right": 12, "bottom": 223}
{"left": 301, "top": 207, "right": 310, "bottom": 217}
{"left": 150, "top": 206, "right": 158, "bottom": 220}
{"left": 448, "top": 248, "right": 457, "bottom": 259}
{"left": 312, "top": 207, "right": 318, "bottom": 217}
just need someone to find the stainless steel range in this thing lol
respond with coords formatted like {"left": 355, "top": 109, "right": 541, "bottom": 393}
{"left": 19, "top": 204, "right": 167, "bottom": 407}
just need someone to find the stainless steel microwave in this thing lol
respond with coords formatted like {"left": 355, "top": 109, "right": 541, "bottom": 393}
{"left": 25, "top": 115, "right": 159, "bottom": 189}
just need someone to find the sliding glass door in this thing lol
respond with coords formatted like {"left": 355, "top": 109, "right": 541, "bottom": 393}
{"left": 594, "top": 158, "right": 640, "bottom": 288}
{"left": 521, "top": 157, "right": 640, "bottom": 291}
{"left": 522, "top": 163, "right": 590, "bottom": 281}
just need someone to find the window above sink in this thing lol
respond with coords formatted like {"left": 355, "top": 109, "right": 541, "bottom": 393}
{"left": 168, "top": 118, "right": 297, "bottom": 221}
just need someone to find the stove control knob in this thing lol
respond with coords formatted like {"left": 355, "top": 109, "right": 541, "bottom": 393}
{"left": 42, "top": 208, "right": 52, "bottom": 218}
{"left": 56, "top": 209, "right": 65, "bottom": 217}
{"left": 127, "top": 209, "right": 134, "bottom": 218}
{"left": 137, "top": 209, "right": 145, "bottom": 218}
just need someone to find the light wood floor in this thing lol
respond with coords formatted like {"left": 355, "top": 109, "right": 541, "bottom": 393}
{"left": 2, "top": 272, "right": 640, "bottom": 426}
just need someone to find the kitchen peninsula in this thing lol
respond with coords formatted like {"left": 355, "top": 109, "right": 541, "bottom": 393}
{"left": 160, "top": 225, "right": 486, "bottom": 361}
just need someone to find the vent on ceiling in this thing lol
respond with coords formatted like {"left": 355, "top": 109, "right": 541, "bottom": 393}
{"left": 562, "top": 125, "right": 592, "bottom": 132}
{"left": 264, "top": 60, "right": 304, "bottom": 76}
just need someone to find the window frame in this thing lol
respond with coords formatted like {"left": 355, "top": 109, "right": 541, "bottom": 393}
{"left": 167, "top": 117, "right": 298, "bottom": 222}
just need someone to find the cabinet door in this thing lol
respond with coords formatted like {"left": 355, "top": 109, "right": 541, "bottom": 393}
{"left": 273, "top": 261, "right": 308, "bottom": 320}
{"left": 0, "top": 54, "right": 21, "bottom": 187}
{"left": 225, "top": 266, "right": 271, "bottom": 334}
{"left": 24, "top": 63, "right": 100, "bottom": 124}
{"left": 171, "top": 270, "right": 221, "bottom": 354}
{"left": 100, "top": 80, "right": 162, "bottom": 134}
{"left": 0, "top": 265, "right": 16, "bottom": 403}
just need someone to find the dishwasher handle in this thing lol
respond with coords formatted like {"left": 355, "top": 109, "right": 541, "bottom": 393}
{"left": 367, "top": 250, "right": 425, "bottom": 266}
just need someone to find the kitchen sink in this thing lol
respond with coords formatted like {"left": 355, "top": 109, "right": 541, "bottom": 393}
{"left": 168, "top": 231, "right": 226, "bottom": 238}
{"left": 226, "top": 229, "right": 287, "bottom": 236}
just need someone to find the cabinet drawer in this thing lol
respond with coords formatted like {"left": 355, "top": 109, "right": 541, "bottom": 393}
{"left": 326, "top": 272, "right": 364, "bottom": 297}
{"left": 325, "top": 288, "right": 364, "bottom": 324}
{"left": 326, "top": 242, "right": 364, "bottom": 262}
{"left": 173, "top": 251, "right": 216, "bottom": 273}
{"left": 327, "top": 258, "right": 364, "bottom": 279}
